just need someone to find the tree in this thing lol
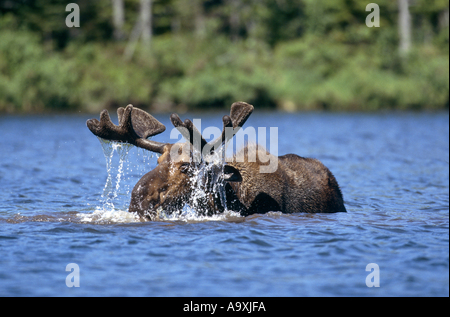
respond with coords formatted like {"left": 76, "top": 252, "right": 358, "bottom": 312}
{"left": 124, "top": 0, "right": 152, "bottom": 60}
{"left": 112, "top": 0, "right": 125, "bottom": 40}
{"left": 140, "top": 0, "right": 152, "bottom": 45}
{"left": 398, "top": 0, "right": 412, "bottom": 55}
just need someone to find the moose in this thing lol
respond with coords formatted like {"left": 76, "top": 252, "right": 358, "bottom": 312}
{"left": 87, "top": 102, "right": 346, "bottom": 220}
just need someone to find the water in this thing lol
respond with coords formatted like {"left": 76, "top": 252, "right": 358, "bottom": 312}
{"left": 0, "top": 111, "right": 448, "bottom": 296}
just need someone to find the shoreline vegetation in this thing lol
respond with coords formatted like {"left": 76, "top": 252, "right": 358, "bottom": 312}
{"left": 0, "top": 0, "right": 448, "bottom": 114}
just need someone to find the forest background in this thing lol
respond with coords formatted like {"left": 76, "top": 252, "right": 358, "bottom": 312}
{"left": 0, "top": 0, "right": 448, "bottom": 113}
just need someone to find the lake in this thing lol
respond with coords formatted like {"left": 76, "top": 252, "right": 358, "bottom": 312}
{"left": 0, "top": 110, "right": 448, "bottom": 296}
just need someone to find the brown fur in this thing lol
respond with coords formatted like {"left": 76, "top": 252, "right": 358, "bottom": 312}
{"left": 130, "top": 143, "right": 346, "bottom": 219}
{"left": 222, "top": 144, "right": 346, "bottom": 215}
{"left": 128, "top": 143, "right": 194, "bottom": 220}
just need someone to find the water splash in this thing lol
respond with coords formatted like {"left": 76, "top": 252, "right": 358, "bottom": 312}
{"left": 77, "top": 138, "right": 142, "bottom": 224}
{"left": 99, "top": 138, "right": 133, "bottom": 211}
{"left": 77, "top": 206, "right": 140, "bottom": 224}
{"left": 80, "top": 138, "right": 241, "bottom": 223}
{"left": 137, "top": 142, "right": 241, "bottom": 222}
{"left": 185, "top": 144, "right": 233, "bottom": 217}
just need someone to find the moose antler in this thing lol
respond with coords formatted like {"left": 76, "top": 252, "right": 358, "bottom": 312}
{"left": 168, "top": 102, "right": 254, "bottom": 155}
{"left": 169, "top": 113, "right": 208, "bottom": 151}
{"left": 86, "top": 104, "right": 168, "bottom": 154}
{"left": 208, "top": 101, "right": 254, "bottom": 152}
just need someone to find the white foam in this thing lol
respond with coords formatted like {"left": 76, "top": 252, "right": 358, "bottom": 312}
{"left": 156, "top": 205, "right": 242, "bottom": 222}
{"left": 77, "top": 206, "right": 141, "bottom": 224}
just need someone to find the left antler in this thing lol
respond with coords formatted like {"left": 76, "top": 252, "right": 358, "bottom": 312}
{"left": 86, "top": 104, "right": 168, "bottom": 154}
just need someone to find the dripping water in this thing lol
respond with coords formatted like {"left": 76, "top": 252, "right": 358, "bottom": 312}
{"left": 82, "top": 138, "right": 239, "bottom": 222}
{"left": 182, "top": 143, "right": 239, "bottom": 220}
{"left": 99, "top": 138, "right": 133, "bottom": 211}
{"left": 77, "top": 138, "right": 140, "bottom": 223}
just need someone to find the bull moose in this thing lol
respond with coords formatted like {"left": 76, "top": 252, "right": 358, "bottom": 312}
{"left": 87, "top": 102, "right": 346, "bottom": 220}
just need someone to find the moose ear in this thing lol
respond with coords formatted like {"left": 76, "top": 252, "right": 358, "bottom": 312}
{"left": 223, "top": 165, "right": 242, "bottom": 182}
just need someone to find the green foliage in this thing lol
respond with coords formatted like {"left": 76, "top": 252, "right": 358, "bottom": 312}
{"left": 155, "top": 35, "right": 275, "bottom": 108}
{"left": 65, "top": 43, "right": 156, "bottom": 112}
{"left": 0, "top": 28, "right": 78, "bottom": 112}
{"left": 0, "top": 0, "right": 448, "bottom": 112}
{"left": 271, "top": 34, "right": 449, "bottom": 110}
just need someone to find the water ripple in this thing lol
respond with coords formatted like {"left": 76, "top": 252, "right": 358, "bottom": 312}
{"left": 0, "top": 112, "right": 448, "bottom": 296}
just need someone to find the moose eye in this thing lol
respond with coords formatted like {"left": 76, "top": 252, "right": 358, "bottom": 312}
{"left": 180, "top": 162, "right": 191, "bottom": 173}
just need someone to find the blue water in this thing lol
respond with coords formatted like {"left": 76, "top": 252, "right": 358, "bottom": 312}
{"left": 0, "top": 110, "right": 448, "bottom": 296}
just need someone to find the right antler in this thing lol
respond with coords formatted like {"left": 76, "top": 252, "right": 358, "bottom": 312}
{"left": 209, "top": 101, "right": 254, "bottom": 151}
{"left": 168, "top": 102, "right": 254, "bottom": 155}
{"left": 86, "top": 104, "right": 169, "bottom": 154}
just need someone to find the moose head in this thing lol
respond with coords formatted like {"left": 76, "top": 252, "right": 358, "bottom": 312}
{"left": 87, "top": 102, "right": 254, "bottom": 220}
